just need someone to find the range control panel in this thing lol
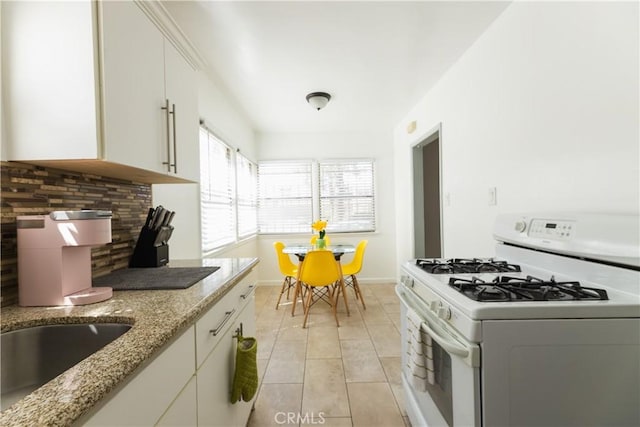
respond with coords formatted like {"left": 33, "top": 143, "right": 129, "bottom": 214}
{"left": 528, "top": 219, "right": 575, "bottom": 241}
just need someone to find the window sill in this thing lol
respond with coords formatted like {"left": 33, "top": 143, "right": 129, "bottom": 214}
{"left": 202, "top": 234, "right": 257, "bottom": 258}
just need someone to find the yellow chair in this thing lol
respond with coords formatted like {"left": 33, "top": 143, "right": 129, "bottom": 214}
{"left": 338, "top": 240, "right": 368, "bottom": 310}
{"left": 298, "top": 250, "right": 345, "bottom": 328}
{"left": 310, "top": 235, "right": 331, "bottom": 246}
{"left": 274, "top": 242, "right": 299, "bottom": 310}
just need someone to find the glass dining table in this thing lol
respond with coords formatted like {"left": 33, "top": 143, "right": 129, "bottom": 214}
{"left": 282, "top": 244, "right": 355, "bottom": 261}
{"left": 282, "top": 244, "right": 356, "bottom": 316}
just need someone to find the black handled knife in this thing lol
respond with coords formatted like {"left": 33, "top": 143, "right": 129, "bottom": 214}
{"left": 163, "top": 211, "right": 175, "bottom": 227}
{"left": 149, "top": 205, "right": 165, "bottom": 229}
{"left": 144, "top": 207, "right": 155, "bottom": 228}
{"left": 154, "top": 208, "right": 167, "bottom": 230}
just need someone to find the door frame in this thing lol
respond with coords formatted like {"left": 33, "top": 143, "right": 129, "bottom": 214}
{"left": 411, "top": 122, "right": 443, "bottom": 258}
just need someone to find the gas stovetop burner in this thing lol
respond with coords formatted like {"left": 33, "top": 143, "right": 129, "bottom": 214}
{"left": 448, "top": 275, "right": 609, "bottom": 302}
{"left": 416, "top": 258, "right": 521, "bottom": 274}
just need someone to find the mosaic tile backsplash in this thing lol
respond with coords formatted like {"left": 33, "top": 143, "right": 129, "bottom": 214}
{"left": 1, "top": 162, "right": 152, "bottom": 307}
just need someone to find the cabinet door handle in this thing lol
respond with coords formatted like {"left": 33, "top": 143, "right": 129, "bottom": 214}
{"left": 240, "top": 285, "right": 256, "bottom": 300}
{"left": 161, "top": 99, "right": 172, "bottom": 172}
{"left": 209, "top": 309, "right": 236, "bottom": 336}
{"left": 171, "top": 103, "right": 177, "bottom": 174}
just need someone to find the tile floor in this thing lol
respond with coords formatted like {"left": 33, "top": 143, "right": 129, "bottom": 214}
{"left": 248, "top": 283, "right": 408, "bottom": 427}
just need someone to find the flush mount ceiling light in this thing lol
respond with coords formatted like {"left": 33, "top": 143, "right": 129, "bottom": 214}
{"left": 306, "top": 92, "right": 331, "bottom": 111}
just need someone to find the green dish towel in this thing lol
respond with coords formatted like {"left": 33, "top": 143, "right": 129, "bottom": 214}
{"left": 231, "top": 335, "right": 258, "bottom": 403}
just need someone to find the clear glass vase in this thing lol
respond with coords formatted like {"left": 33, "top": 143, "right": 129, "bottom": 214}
{"left": 315, "top": 238, "right": 326, "bottom": 249}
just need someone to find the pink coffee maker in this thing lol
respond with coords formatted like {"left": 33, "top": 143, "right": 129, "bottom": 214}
{"left": 17, "top": 210, "right": 114, "bottom": 306}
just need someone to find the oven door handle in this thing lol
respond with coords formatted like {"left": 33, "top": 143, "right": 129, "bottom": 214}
{"left": 420, "top": 319, "right": 468, "bottom": 358}
{"left": 396, "top": 285, "right": 479, "bottom": 365}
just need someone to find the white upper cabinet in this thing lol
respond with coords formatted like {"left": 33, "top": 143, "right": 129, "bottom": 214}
{"left": 99, "top": 1, "right": 166, "bottom": 177}
{"left": 2, "top": 0, "right": 200, "bottom": 184}
{"left": 163, "top": 40, "right": 199, "bottom": 182}
{"left": 2, "top": 1, "right": 100, "bottom": 161}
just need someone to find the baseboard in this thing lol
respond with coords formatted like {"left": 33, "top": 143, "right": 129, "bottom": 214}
{"left": 257, "top": 277, "right": 397, "bottom": 287}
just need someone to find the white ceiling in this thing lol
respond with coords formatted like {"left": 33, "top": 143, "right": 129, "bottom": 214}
{"left": 162, "top": 1, "right": 511, "bottom": 133}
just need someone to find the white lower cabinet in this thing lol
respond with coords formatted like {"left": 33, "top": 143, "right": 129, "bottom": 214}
{"left": 79, "top": 326, "right": 196, "bottom": 426}
{"left": 77, "top": 270, "right": 257, "bottom": 426}
{"left": 232, "top": 299, "right": 258, "bottom": 426}
{"left": 156, "top": 376, "right": 198, "bottom": 426}
{"left": 197, "top": 296, "right": 257, "bottom": 427}
{"left": 196, "top": 322, "right": 238, "bottom": 426}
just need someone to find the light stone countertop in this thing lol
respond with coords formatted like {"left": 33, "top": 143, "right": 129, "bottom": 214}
{"left": 0, "top": 257, "right": 259, "bottom": 427}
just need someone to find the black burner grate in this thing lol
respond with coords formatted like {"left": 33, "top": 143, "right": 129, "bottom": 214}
{"left": 416, "top": 258, "right": 521, "bottom": 274}
{"left": 448, "top": 275, "right": 609, "bottom": 302}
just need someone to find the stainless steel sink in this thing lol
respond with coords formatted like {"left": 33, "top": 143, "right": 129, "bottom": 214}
{"left": 1, "top": 323, "right": 132, "bottom": 411}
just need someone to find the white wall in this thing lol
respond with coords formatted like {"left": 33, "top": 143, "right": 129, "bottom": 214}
{"left": 0, "top": 1, "right": 5, "bottom": 161}
{"left": 257, "top": 130, "right": 397, "bottom": 285}
{"left": 154, "top": 71, "right": 258, "bottom": 260}
{"left": 394, "top": 2, "right": 639, "bottom": 267}
{"left": 197, "top": 72, "right": 257, "bottom": 159}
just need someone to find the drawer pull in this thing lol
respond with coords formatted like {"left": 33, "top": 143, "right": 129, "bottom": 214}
{"left": 240, "top": 285, "right": 256, "bottom": 300}
{"left": 209, "top": 309, "right": 235, "bottom": 336}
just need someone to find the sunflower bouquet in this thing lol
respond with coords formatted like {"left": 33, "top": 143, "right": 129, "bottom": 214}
{"left": 312, "top": 220, "right": 328, "bottom": 248}
{"left": 312, "top": 220, "right": 327, "bottom": 239}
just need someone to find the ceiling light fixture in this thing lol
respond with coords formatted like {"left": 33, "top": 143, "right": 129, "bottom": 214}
{"left": 306, "top": 92, "right": 331, "bottom": 111}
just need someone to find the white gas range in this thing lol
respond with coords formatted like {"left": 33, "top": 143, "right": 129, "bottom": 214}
{"left": 397, "top": 213, "right": 640, "bottom": 427}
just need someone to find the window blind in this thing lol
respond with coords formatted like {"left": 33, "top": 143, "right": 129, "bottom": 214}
{"left": 319, "top": 159, "right": 375, "bottom": 232}
{"left": 257, "top": 159, "right": 376, "bottom": 234}
{"left": 258, "top": 161, "right": 313, "bottom": 233}
{"left": 236, "top": 152, "right": 258, "bottom": 238}
{"left": 200, "top": 128, "right": 235, "bottom": 252}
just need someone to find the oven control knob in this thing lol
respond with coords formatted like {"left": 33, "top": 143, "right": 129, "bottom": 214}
{"left": 514, "top": 220, "right": 527, "bottom": 233}
{"left": 401, "top": 276, "right": 414, "bottom": 288}
{"left": 438, "top": 306, "right": 452, "bottom": 320}
{"left": 429, "top": 301, "right": 440, "bottom": 312}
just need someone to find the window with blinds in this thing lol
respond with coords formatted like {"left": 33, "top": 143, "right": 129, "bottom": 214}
{"left": 236, "top": 152, "right": 258, "bottom": 238}
{"left": 258, "top": 161, "right": 313, "bottom": 233}
{"left": 200, "top": 129, "right": 235, "bottom": 252}
{"left": 319, "top": 159, "right": 375, "bottom": 232}
{"left": 257, "top": 159, "right": 376, "bottom": 234}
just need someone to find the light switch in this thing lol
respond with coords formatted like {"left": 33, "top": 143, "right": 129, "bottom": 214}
{"left": 488, "top": 187, "right": 497, "bottom": 206}
{"left": 444, "top": 192, "right": 451, "bottom": 206}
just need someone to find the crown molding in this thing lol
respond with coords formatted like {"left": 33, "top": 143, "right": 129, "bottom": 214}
{"left": 134, "top": 0, "right": 207, "bottom": 71}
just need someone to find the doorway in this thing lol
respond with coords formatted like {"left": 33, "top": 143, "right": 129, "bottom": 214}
{"left": 412, "top": 124, "right": 442, "bottom": 258}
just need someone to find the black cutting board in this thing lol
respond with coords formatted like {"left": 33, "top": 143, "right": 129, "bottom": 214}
{"left": 93, "top": 266, "right": 220, "bottom": 290}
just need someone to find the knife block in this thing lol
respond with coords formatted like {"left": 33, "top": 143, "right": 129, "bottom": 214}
{"left": 130, "top": 226, "right": 170, "bottom": 268}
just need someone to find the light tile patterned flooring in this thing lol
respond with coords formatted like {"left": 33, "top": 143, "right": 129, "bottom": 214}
{"left": 248, "top": 283, "right": 408, "bottom": 427}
